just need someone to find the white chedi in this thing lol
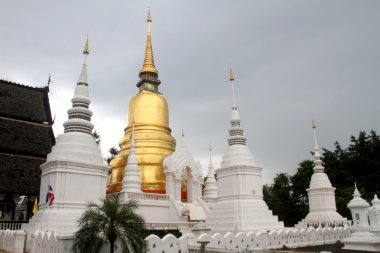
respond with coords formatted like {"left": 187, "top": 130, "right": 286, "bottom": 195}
{"left": 348, "top": 183, "right": 371, "bottom": 232}
{"left": 298, "top": 120, "right": 346, "bottom": 228}
{"left": 24, "top": 38, "right": 108, "bottom": 234}
{"left": 206, "top": 69, "right": 283, "bottom": 232}
{"left": 342, "top": 184, "right": 380, "bottom": 252}
{"left": 202, "top": 144, "right": 218, "bottom": 201}
{"left": 121, "top": 124, "right": 142, "bottom": 193}
{"left": 369, "top": 195, "right": 380, "bottom": 236}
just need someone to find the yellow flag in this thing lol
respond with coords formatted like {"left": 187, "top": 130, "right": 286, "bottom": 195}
{"left": 32, "top": 198, "right": 38, "bottom": 215}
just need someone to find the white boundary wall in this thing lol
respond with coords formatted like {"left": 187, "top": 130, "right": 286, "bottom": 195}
{"left": 0, "top": 226, "right": 351, "bottom": 253}
{"left": 146, "top": 227, "right": 352, "bottom": 253}
{"left": 0, "top": 230, "right": 26, "bottom": 253}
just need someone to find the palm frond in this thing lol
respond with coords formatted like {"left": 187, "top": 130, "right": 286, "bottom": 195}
{"left": 73, "top": 194, "right": 147, "bottom": 253}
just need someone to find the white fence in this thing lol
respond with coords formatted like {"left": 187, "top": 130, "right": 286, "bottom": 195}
{"left": 0, "top": 230, "right": 26, "bottom": 253}
{"left": 146, "top": 226, "right": 351, "bottom": 252}
{"left": 0, "top": 226, "right": 351, "bottom": 253}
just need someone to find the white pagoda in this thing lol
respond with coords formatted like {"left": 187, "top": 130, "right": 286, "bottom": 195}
{"left": 296, "top": 119, "right": 346, "bottom": 228}
{"left": 206, "top": 69, "right": 284, "bottom": 232}
{"left": 23, "top": 38, "right": 108, "bottom": 234}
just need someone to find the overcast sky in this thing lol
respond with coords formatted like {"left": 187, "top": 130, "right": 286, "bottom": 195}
{"left": 1, "top": 1, "right": 379, "bottom": 183}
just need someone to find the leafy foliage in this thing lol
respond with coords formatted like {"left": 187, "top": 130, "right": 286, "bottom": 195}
{"left": 323, "top": 130, "right": 380, "bottom": 218}
{"left": 264, "top": 172, "right": 309, "bottom": 226}
{"left": 72, "top": 194, "right": 146, "bottom": 253}
{"left": 92, "top": 130, "right": 101, "bottom": 145}
{"left": 264, "top": 130, "right": 380, "bottom": 226}
{"left": 107, "top": 146, "right": 120, "bottom": 165}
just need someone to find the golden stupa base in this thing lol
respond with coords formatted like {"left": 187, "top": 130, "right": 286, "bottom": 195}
{"left": 143, "top": 189, "right": 166, "bottom": 194}
{"left": 106, "top": 183, "right": 122, "bottom": 194}
{"left": 106, "top": 182, "right": 167, "bottom": 195}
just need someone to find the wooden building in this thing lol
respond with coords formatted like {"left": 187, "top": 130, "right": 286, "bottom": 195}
{"left": 0, "top": 79, "right": 55, "bottom": 220}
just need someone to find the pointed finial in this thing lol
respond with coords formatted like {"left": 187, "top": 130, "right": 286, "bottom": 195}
{"left": 139, "top": 8, "right": 158, "bottom": 77}
{"left": 83, "top": 35, "right": 89, "bottom": 55}
{"left": 229, "top": 67, "right": 237, "bottom": 110}
{"left": 230, "top": 67, "right": 235, "bottom": 81}
{"left": 77, "top": 36, "right": 90, "bottom": 85}
{"left": 209, "top": 142, "right": 213, "bottom": 164}
{"left": 353, "top": 182, "right": 360, "bottom": 197}
{"left": 181, "top": 129, "right": 186, "bottom": 146}
{"left": 312, "top": 117, "right": 319, "bottom": 151}
{"left": 147, "top": 7, "right": 152, "bottom": 23}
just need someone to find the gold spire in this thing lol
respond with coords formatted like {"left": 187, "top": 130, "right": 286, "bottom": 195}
{"left": 312, "top": 117, "right": 316, "bottom": 129}
{"left": 147, "top": 8, "right": 152, "bottom": 23}
{"left": 139, "top": 9, "right": 158, "bottom": 76}
{"left": 229, "top": 67, "right": 234, "bottom": 81}
{"left": 83, "top": 35, "right": 89, "bottom": 55}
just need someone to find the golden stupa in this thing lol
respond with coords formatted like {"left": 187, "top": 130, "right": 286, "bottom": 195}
{"left": 107, "top": 10, "right": 176, "bottom": 194}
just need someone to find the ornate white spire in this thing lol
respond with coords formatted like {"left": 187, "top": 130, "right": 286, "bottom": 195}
{"left": 228, "top": 68, "right": 246, "bottom": 146}
{"left": 77, "top": 35, "right": 89, "bottom": 85}
{"left": 181, "top": 129, "right": 186, "bottom": 147}
{"left": 312, "top": 119, "right": 324, "bottom": 173}
{"left": 372, "top": 194, "right": 380, "bottom": 208}
{"left": 208, "top": 142, "right": 213, "bottom": 166}
{"left": 348, "top": 183, "right": 370, "bottom": 208}
{"left": 63, "top": 37, "right": 94, "bottom": 134}
{"left": 353, "top": 182, "right": 360, "bottom": 197}
{"left": 203, "top": 143, "right": 218, "bottom": 199}
{"left": 122, "top": 124, "right": 142, "bottom": 192}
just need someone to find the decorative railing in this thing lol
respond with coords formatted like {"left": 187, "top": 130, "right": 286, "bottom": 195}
{"left": 0, "top": 221, "right": 28, "bottom": 230}
{"left": 145, "top": 226, "right": 352, "bottom": 253}
{"left": 304, "top": 220, "right": 352, "bottom": 228}
{"left": 145, "top": 222, "right": 199, "bottom": 231}
{"left": 126, "top": 192, "right": 170, "bottom": 201}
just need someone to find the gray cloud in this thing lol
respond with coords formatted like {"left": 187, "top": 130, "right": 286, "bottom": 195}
{"left": 1, "top": 0, "right": 379, "bottom": 183}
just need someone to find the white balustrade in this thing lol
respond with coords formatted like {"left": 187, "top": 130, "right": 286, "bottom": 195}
{"left": 145, "top": 226, "right": 352, "bottom": 253}
{"left": 126, "top": 192, "right": 170, "bottom": 201}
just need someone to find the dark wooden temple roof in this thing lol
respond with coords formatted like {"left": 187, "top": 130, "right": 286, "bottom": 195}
{"left": 0, "top": 79, "right": 55, "bottom": 196}
{"left": 0, "top": 79, "right": 53, "bottom": 123}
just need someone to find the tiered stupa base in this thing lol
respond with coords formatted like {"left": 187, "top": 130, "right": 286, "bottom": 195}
{"left": 23, "top": 133, "right": 108, "bottom": 234}
{"left": 206, "top": 197, "right": 284, "bottom": 232}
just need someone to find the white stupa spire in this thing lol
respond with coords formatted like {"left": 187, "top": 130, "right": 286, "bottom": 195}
{"left": 312, "top": 119, "right": 324, "bottom": 173}
{"left": 203, "top": 143, "right": 218, "bottom": 199}
{"left": 207, "top": 68, "right": 283, "bottom": 232}
{"left": 348, "top": 183, "right": 370, "bottom": 209}
{"left": 208, "top": 143, "right": 213, "bottom": 166}
{"left": 63, "top": 36, "right": 94, "bottom": 135}
{"left": 23, "top": 36, "right": 108, "bottom": 234}
{"left": 312, "top": 118, "right": 319, "bottom": 150}
{"left": 122, "top": 124, "right": 142, "bottom": 192}
{"left": 181, "top": 129, "right": 186, "bottom": 147}
{"left": 77, "top": 36, "right": 89, "bottom": 84}
{"left": 297, "top": 119, "right": 346, "bottom": 228}
{"left": 353, "top": 182, "right": 361, "bottom": 198}
{"left": 372, "top": 194, "right": 380, "bottom": 208}
{"left": 228, "top": 68, "right": 246, "bottom": 146}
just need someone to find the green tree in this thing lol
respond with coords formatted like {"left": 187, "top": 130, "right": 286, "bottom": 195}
{"left": 323, "top": 130, "right": 380, "bottom": 218}
{"left": 291, "top": 160, "right": 314, "bottom": 205}
{"left": 107, "top": 146, "right": 120, "bottom": 165}
{"left": 72, "top": 194, "right": 146, "bottom": 253}
{"left": 265, "top": 130, "right": 380, "bottom": 225}
{"left": 92, "top": 130, "right": 101, "bottom": 145}
{"left": 264, "top": 173, "right": 304, "bottom": 226}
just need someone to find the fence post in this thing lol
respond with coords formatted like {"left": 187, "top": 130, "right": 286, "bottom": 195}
{"left": 14, "top": 230, "right": 26, "bottom": 253}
